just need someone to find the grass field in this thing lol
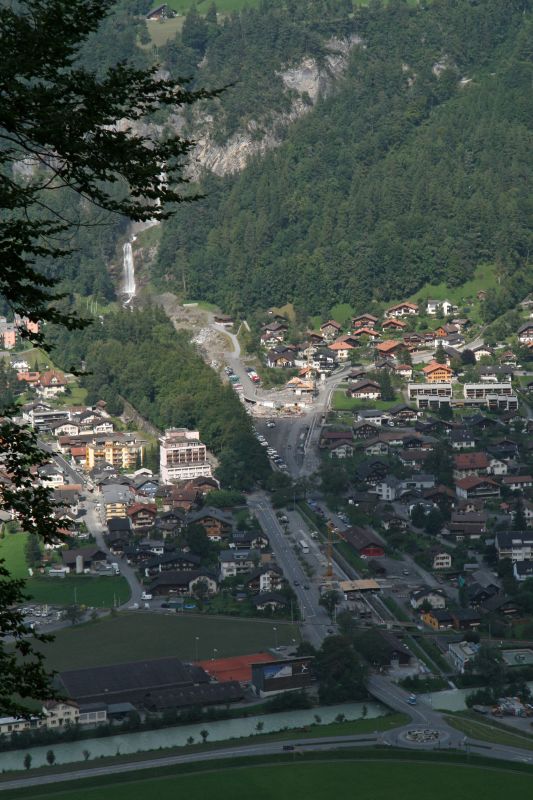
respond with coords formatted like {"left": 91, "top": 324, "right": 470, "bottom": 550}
{"left": 22, "top": 760, "right": 533, "bottom": 800}
{"left": 332, "top": 390, "right": 398, "bottom": 411}
{"left": 25, "top": 576, "right": 131, "bottom": 608}
{"left": 0, "top": 533, "right": 28, "bottom": 579}
{"left": 34, "top": 612, "right": 300, "bottom": 671}
{"left": 446, "top": 714, "right": 533, "bottom": 751}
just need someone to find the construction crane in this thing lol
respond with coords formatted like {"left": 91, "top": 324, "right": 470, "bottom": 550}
{"left": 324, "top": 521, "right": 336, "bottom": 583}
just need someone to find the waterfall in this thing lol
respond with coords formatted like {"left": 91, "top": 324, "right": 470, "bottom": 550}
{"left": 122, "top": 241, "right": 136, "bottom": 304}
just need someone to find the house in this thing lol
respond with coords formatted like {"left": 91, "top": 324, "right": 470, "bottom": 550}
{"left": 219, "top": 549, "right": 258, "bottom": 579}
{"left": 188, "top": 508, "right": 233, "bottom": 540}
{"left": 451, "top": 609, "right": 481, "bottom": 631}
{"left": 517, "top": 322, "right": 533, "bottom": 344}
{"left": 408, "top": 383, "right": 452, "bottom": 409}
{"left": 373, "top": 476, "right": 401, "bottom": 501}
{"left": 101, "top": 484, "right": 133, "bottom": 520}
{"left": 375, "top": 340, "right": 404, "bottom": 359}
{"left": 496, "top": 531, "right": 533, "bottom": 561}
{"left": 444, "top": 512, "right": 487, "bottom": 541}
{"left": 149, "top": 569, "right": 217, "bottom": 597}
{"left": 382, "top": 318, "right": 407, "bottom": 331}
{"left": 347, "top": 380, "right": 381, "bottom": 400}
{"left": 61, "top": 547, "right": 108, "bottom": 571}
{"left": 350, "top": 326, "right": 381, "bottom": 341}
{"left": 455, "top": 476, "right": 500, "bottom": 500}
{"left": 360, "top": 437, "right": 390, "bottom": 457}
{"left": 513, "top": 561, "right": 533, "bottom": 582}
{"left": 343, "top": 526, "right": 385, "bottom": 557}
{"left": 450, "top": 429, "right": 476, "bottom": 450}
{"left": 230, "top": 530, "right": 269, "bottom": 551}
{"left": 422, "top": 361, "right": 453, "bottom": 383}
{"left": 251, "top": 592, "right": 289, "bottom": 612}
{"left": 452, "top": 452, "right": 489, "bottom": 480}
{"left": 320, "top": 429, "right": 354, "bottom": 448}
{"left": 245, "top": 565, "right": 283, "bottom": 594}
{"left": 393, "top": 364, "right": 413, "bottom": 380}
{"left": 143, "top": 551, "right": 201, "bottom": 577}
{"left": 427, "top": 299, "right": 454, "bottom": 316}
{"left": 328, "top": 440, "right": 355, "bottom": 459}
{"left": 432, "top": 551, "right": 452, "bottom": 571}
{"left": 154, "top": 509, "right": 185, "bottom": 536}
{"left": 422, "top": 609, "right": 454, "bottom": 630}
{"left": 410, "top": 588, "right": 447, "bottom": 610}
{"left": 38, "top": 463, "right": 65, "bottom": 487}
{"left": 472, "top": 344, "right": 493, "bottom": 361}
{"left": 127, "top": 503, "right": 157, "bottom": 530}
{"left": 38, "top": 370, "right": 67, "bottom": 398}
{"left": 448, "top": 641, "right": 480, "bottom": 673}
{"left": 479, "top": 365, "right": 514, "bottom": 383}
{"left": 353, "top": 421, "right": 380, "bottom": 439}
{"left": 320, "top": 320, "right": 342, "bottom": 339}
{"left": 266, "top": 348, "right": 295, "bottom": 368}
{"left": 106, "top": 516, "right": 132, "bottom": 538}
{"left": 352, "top": 313, "right": 378, "bottom": 329}
{"left": 328, "top": 339, "right": 355, "bottom": 361}
{"left": 501, "top": 475, "right": 533, "bottom": 492}
{"left": 480, "top": 594, "right": 518, "bottom": 616}
{"left": 146, "top": 4, "right": 174, "bottom": 21}
{"left": 384, "top": 302, "right": 419, "bottom": 318}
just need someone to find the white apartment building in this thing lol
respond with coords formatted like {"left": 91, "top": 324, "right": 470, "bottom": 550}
{"left": 159, "top": 428, "right": 212, "bottom": 483}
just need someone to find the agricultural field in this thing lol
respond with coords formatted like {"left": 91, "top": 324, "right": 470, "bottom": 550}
{"left": 19, "top": 759, "right": 533, "bottom": 800}
{"left": 0, "top": 532, "right": 29, "bottom": 580}
{"left": 34, "top": 612, "right": 300, "bottom": 672}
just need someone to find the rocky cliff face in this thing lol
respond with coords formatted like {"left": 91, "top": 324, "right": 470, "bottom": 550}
{"left": 191, "top": 35, "right": 363, "bottom": 178}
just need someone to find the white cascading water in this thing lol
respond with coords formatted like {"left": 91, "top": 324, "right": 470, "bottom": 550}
{"left": 122, "top": 241, "right": 136, "bottom": 304}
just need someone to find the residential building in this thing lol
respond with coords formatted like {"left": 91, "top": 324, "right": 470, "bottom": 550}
{"left": 410, "top": 588, "right": 446, "bottom": 610}
{"left": 422, "top": 362, "right": 453, "bottom": 383}
{"left": 188, "top": 507, "right": 233, "bottom": 540}
{"left": 517, "top": 322, "right": 533, "bottom": 344}
{"left": 384, "top": 302, "right": 419, "bottom": 317}
{"left": 427, "top": 299, "right": 454, "bottom": 316}
{"left": 149, "top": 570, "right": 217, "bottom": 596}
{"left": 463, "top": 382, "right": 513, "bottom": 399}
{"left": 343, "top": 526, "right": 385, "bottom": 558}
{"left": 347, "top": 380, "right": 381, "bottom": 400}
{"left": 422, "top": 609, "right": 453, "bottom": 630}
{"left": 502, "top": 475, "right": 533, "bottom": 492}
{"left": 407, "top": 383, "right": 452, "bottom": 409}
{"left": 382, "top": 318, "right": 407, "bottom": 331}
{"left": 496, "top": 531, "right": 533, "bottom": 562}
{"left": 86, "top": 437, "right": 143, "bottom": 472}
{"left": 219, "top": 549, "right": 258, "bottom": 579}
{"left": 452, "top": 452, "right": 489, "bottom": 480}
{"left": 513, "top": 561, "right": 533, "bottom": 582}
{"left": 38, "top": 370, "right": 67, "bottom": 398}
{"left": 352, "top": 313, "right": 378, "bottom": 329}
{"left": 455, "top": 476, "right": 500, "bottom": 500}
{"left": 320, "top": 320, "right": 342, "bottom": 339}
{"left": 101, "top": 484, "right": 132, "bottom": 519}
{"left": 159, "top": 428, "right": 211, "bottom": 483}
{"left": 432, "top": 551, "right": 452, "bottom": 570}
{"left": 448, "top": 641, "right": 479, "bottom": 673}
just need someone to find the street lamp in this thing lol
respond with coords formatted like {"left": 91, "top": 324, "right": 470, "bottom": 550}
{"left": 273, "top": 626, "right": 278, "bottom": 649}
{"left": 212, "top": 647, "right": 218, "bottom": 661}
{"left": 195, "top": 636, "right": 199, "bottom": 661}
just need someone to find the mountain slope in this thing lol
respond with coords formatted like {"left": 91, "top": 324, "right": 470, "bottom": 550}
{"left": 155, "top": 0, "right": 533, "bottom": 316}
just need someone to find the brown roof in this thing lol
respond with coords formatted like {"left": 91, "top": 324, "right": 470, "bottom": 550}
{"left": 376, "top": 340, "right": 402, "bottom": 353}
{"left": 456, "top": 476, "right": 499, "bottom": 490}
{"left": 453, "top": 452, "right": 489, "bottom": 470}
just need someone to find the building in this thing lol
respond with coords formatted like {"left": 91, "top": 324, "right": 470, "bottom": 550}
{"left": 432, "top": 550, "right": 452, "bottom": 570}
{"left": 127, "top": 502, "right": 157, "bottom": 530}
{"left": 427, "top": 299, "right": 454, "bottom": 316}
{"left": 501, "top": 475, "right": 533, "bottom": 492}
{"left": 352, "top": 313, "right": 378, "bottom": 329}
{"left": 518, "top": 322, "right": 533, "bottom": 344}
{"left": 57, "top": 657, "right": 243, "bottom": 711}
{"left": 188, "top": 507, "right": 233, "bottom": 540}
{"left": 513, "top": 561, "right": 533, "bottom": 582}
{"left": 422, "top": 362, "right": 453, "bottom": 383}
{"left": 410, "top": 588, "right": 446, "bottom": 610}
{"left": 251, "top": 657, "right": 314, "bottom": 697}
{"left": 455, "top": 476, "right": 500, "bottom": 500}
{"left": 38, "top": 370, "right": 67, "bottom": 398}
{"left": 149, "top": 569, "right": 217, "bottom": 596}
{"left": 452, "top": 452, "right": 489, "bottom": 480}
{"left": 421, "top": 609, "right": 454, "bottom": 630}
{"left": 101, "top": 484, "right": 132, "bottom": 519}
{"left": 407, "top": 383, "right": 452, "bottom": 409}
{"left": 343, "top": 527, "right": 385, "bottom": 558}
{"left": 448, "top": 641, "right": 479, "bottom": 673}
{"left": 219, "top": 549, "right": 258, "bottom": 579}
{"left": 463, "top": 382, "right": 513, "bottom": 399}
{"left": 320, "top": 320, "right": 342, "bottom": 339}
{"left": 495, "top": 531, "right": 533, "bottom": 562}
{"left": 375, "top": 340, "right": 404, "bottom": 359}
{"left": 85, "top": 437, "right": 143, "bottom": 472}
{"left": 159, "top": 428, "right": 212, "bottom": 484}
{"left": 347, "top": 380, "right": 381, "bottom": 400}
{"left": 384, "top": 302, "right": 419, "bottom": 317}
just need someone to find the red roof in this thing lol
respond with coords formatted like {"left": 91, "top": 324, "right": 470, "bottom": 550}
{"left": 456, "top": 476, "right": 499, "bottom": 490}
{"left": 196, "top": 652, "right": 276, "bottom": 683}
{"left": 454, "top": 452, "right": 489, "bottom": 470}
{"left": 423, "top": 361, "right": 452, "bottom": 374}
{"left": 40, "top": 369, "right": 66, "bottom": 387}
{"left": 127, "top": 502, "right": 157, "bottom": 517}
{"left": 376, "top": 340, "right": 402, "bottom": 353}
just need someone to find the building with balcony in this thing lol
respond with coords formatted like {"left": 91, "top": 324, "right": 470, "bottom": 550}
{"left": 159, "top": 428, "right": 212, "bottom": 483}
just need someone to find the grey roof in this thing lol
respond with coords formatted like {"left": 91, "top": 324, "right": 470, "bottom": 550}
{"left": 144, "top": 551, "right": 200, "bottom": 569}
{"left": 188, "top": 507, "right": 233, "bottom": 525}
{"left": 149, "top": 569, "right": 216, "bottom": 589}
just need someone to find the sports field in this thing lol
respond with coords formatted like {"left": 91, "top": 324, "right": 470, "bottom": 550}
{"left": 0, "top": 533, "right": 28, "bottom": 579}
{"left": 34, "top": 612, "right": 300, "bottom": 671}
{"left": 21, "top": 760, "right": 533, "bottom": 800}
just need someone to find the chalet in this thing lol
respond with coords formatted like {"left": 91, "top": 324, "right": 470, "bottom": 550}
{"left": 320, "top": 320, "right": 342, "bottom": 340}
{"left": 472, "top": 344, "right": 493, "bottom": 361}
{"left": 375, "top": 340, "right": 403, "bottom": 359}
{"left": 422, "top": 609, "right": 454, "bottom": 630}
{"left": 380, "top": 512, "right": 408, "bottom": 531}
{"left": 251, "top": 593, "right": 289, "bottom": 612}
{"left": 328, "top": 340, "right": 354, "bottom": 360}
{"left": 347, "top": 380, "right": 381, "bottom": 400}
{"left": 517, "top": 322, "right": 533, "bottom": 344}
{"left": 455, "top": 476, "right": 500, "bottom": 500}
{"left": 384, "top": 302, "right": 419, "bottom": 318}
{"left": 422, "top": 361, "right": 453, "bottom": 383}
{"left": 435, "top": 323, "right": 459, "bottom": 339}
{"left": 361, "top": 630, "right": 411, "bottom": 667}
{"left": 266, "top": 349, "right": 295, "bottom": 368}
{"left": 189, "top": 476, "right": 220, "bottom": 495}
{"left": 355, "top": 409, "right": 390, "bottom": 425}
{"left": 342, "top": 526, "right": 385, "bottom": 558}
{"left": 61, "top": 547, "right": 107, "bottom": 571}
{"left": 127, "top": 503, "right": 157, "bottom": 530}
{"left": 144, "top": 551, "right": 201, "bottom": 577}
{"left": 359, "top": 437, "right": 390, "bottom": 457}
{"left": 513, "top": 561, "right": 533, "bottom": 582}
{"left": 350, "top": 327, "right": 381, "bottom": 340}
{"left": 352, "top": 421, "right": 380, "bottom": 439}
{"left": 352, "top": 313, "right": 378, "bottom": 329}
{"left": 444, "top": 512, "right": 487, "bottom": 541}
{"left": 146, "top": 4, "right": 174, "bottom": 21}
{"left": 188, "top": 508, "right": 233, "bottom": 540}
{"left": 106, "top": 517, "right": 132, "bottom": 537}
{"left": 467, "top": 581, "right": 499, "bottom": 606}
{"left": 329, "top": 441, "right": 355, "bottom": 459}
{"left": 260, "top": 322, "right": 288, "bottom": 346}
{"left": 427, "top": 299, "right": 454, "bottom": 316}
{"left": 450, "top": 429, "right": 476, "bottom": 449}
{"left": 487, "top": 454, "right": 509, "bottom": 476}
{"left": 229, "top": 531, "right": 269, "bottom": 551}
{"left": 452, "top": 452, "right": 489, "bottom": 480}
{"left": 382, "top": 318, "right": 407, "bottom": 331}
{"left": 245, "top": 565, "right": 283, "bottom": 594}
{"left": 480, "top": 594, "right": 518, "bottom": 617}
{"left": 410, "top": 588, "right": 446, "bottom": 610}
{"left": 451, "top": 609, "right": 482, "bottom": 631}
{"left": 431, "top": 550, "right": 452, "bottom": 570}
{"left": 393, "top": 364, "right": 413, "bottom": 380}
{"left": 500, "top": 350, "right": 518, "bottom": 366}
{"left": 496, "top": 532, "right": 533, "bottom": 562}
{"left": 149, "top": 570, "right": 217, "bottom": 597}
{"left": 320, "top": 429, "right": 354, "bottom": 447}
{"left": 106, "top": 530, "right": 131, "bottom": 554}
{"left": 403, "top": 332, "right": 424, "bottom": 348}
{"left": 355, "top": 459, "right": 389, "bottom": 485}
{"left": 388, "top": 403, "right": 417, "bottom": 423}
{"left": 501, "top": 475, "right": 533, "bottom": 492}
{"left": 479, "top": 365, "right": 514, "bottom": 383}
{"left": 38, "top": 370, "right": 67, "bottom": 398}
{"left": 154, "top": 509, "right": 185, "bottom": 536}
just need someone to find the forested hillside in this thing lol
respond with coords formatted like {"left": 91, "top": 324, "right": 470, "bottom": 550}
{"left": 49, "top": 308, "right": 269, "bottom": 489}
{"left": 156, "top": 0, "right": 533, "bottom": 317}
